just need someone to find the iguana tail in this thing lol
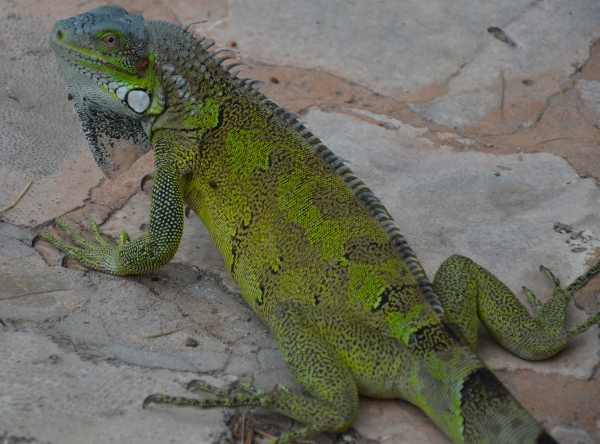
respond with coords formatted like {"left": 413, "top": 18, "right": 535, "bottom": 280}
{"left": 406, "top": 321, "right": 557, "bottom": 443}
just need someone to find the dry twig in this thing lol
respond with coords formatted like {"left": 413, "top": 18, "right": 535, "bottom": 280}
{"left": 500, "top": 70, "right": 505, "bottom": 119}
{"left": 535, "top": 137, "right": 573, "bottom": 145}
{"left": 0, "top": 180, "right": 33, "bottom": 214}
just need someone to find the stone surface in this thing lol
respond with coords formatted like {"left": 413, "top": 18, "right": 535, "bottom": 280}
{"left": 0, "top": 331, "right": 231, "bottom": 444}
{"left": 1, "top": 0, "right": 600, "bottom": 443}
{"left": 208, "top": 0, "right": 600, "bottom": 128}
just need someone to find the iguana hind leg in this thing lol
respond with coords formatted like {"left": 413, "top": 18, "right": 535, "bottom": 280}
{"left": 145, "top": 306, "right": 361, "bottom": 443}
{"left": 144, "top": 302, "right": 419, "bottom": 443}
{"left": 433, "top": 254, "right": 600, "bottom": 360}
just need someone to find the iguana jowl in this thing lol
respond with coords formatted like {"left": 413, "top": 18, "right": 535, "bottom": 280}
{"left": 35, "top": 6, "right": 600, "bottom": 443}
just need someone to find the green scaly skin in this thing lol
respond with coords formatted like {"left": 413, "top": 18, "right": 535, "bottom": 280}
{"left": 35, "top": 6, "right": 600, "bottom": 443}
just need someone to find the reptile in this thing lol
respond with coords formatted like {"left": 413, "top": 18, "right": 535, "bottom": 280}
{"left": 34, "top": 6, "right": 600, "bottom": 443}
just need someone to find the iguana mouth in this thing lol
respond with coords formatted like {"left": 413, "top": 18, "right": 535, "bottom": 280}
{"left": 55, "top": 45, "right": 133, "bottom": 77}
{"left": 94, "top": 58, "right": 133, "bottom": 76}
{"left": 54, "top": 47, "right": 151, "bottom": 114}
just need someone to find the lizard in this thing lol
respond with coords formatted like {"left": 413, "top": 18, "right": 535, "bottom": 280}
{"left": 33, "top": 5, "right": 600, "bottom": 443}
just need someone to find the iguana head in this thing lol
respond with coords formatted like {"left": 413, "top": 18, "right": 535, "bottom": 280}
{"left": 50, "top": 6, "right": 161, "bottom": 177}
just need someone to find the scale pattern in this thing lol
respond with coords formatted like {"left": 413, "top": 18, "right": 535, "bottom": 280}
{"left": 35, "top": 5, "right": 600, "bottom": 443}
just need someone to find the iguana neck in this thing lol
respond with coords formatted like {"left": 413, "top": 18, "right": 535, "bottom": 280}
{"left": 146, "top": 20, "right": 238, "bottom": 131}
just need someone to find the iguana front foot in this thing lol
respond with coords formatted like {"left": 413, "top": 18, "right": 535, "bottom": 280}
{"left": 33, "top": 217, "right": 130, "bottom": 275}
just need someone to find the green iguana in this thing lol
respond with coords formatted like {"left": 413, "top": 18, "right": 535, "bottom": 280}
{"left": 34, "top": 6, "right": 600, "bottom": 443}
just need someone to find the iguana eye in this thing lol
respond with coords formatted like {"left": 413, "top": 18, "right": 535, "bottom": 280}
{"left": 101, "top": 33, "right": 119, "bottom": 47}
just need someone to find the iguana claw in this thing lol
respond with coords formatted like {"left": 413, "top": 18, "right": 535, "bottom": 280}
{"left": 186, "top": 379, "right": 201, "bottom": 390}
{"left": 140, "top": 171, "right": 155, "bottom": 190}
{"left": 31, "top": 234, "right": 42, "bottom": 248}
{"left": 61, "top": 253, "right": 70, "bottom": 268}
{"left": 142, "top": 394, "right": 158, "bottom": 409}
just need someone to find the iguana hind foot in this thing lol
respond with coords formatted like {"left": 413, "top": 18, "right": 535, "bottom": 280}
{"left": 144, "top": 379, "right": 352, "bottom": 444}
{"left": 434, "top": 255, "right": 600, "bottom": 360}
{"left": 520, "top": 263, "right": 600, "bottom": 339}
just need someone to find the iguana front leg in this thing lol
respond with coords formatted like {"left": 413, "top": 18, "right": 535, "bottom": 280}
{"left": 433, "top": 254, "right": 600, "bottom": 360}
{"left": 33, "top": 159, "right": 184, "bottom": 276}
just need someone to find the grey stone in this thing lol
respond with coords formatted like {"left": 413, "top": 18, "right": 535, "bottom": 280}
{"left": 0, "top": 332, "right": 230, "bottom": 444}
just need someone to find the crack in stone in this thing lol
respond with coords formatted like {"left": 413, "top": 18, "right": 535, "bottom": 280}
{"left": 4, "top": 253, "right": 35, "bottom": 262}
{"left": 523, "top": 37, "right": 600, "bottom": 138}
{"left": 501, "top": 0, "right": 544, "bottom": 30}
{"left": 0, "top": 288, "right": 69, "bottom": 301}
{"left": 85, "top": 177, "right": 105, "bottom": 204}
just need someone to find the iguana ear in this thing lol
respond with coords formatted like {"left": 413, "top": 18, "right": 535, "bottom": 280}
{"left": 75, "top": 95, "right": 152, "bottom": 178}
